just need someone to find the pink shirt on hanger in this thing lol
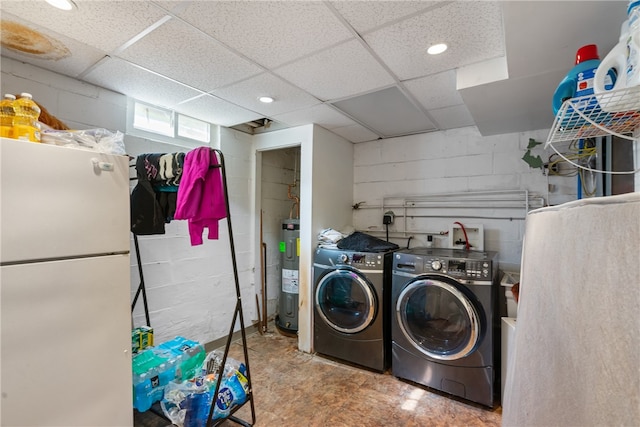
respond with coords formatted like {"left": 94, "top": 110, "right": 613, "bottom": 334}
{"left": 174, "top": 147, "right": 226, "bottom": 245}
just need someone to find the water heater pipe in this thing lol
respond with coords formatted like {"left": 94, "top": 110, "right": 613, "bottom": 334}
{"left": 288, "top": 150, "right": 300, "bottom": 219}
{"left": 259, "top": 210, "right": 268, "bottom": 333}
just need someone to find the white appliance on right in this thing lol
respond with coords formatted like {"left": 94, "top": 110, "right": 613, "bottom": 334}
{"left": 502, "top": 193, "right": 640, "bottom": 426}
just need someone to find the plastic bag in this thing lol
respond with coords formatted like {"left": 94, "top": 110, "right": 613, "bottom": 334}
{"left": 160, "top": 352, "right": 249, "bottom": 426}
{"left": 41, "top": 128, "right": 125, "bottom": 155}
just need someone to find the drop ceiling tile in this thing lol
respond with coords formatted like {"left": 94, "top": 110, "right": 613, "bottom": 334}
{"left": 83, "top": 57, "right": 203, "bottom": 111}
{"left": 211, "top": 73, "right": 320, "bottom": 117}
{"left": 403, "top": 70, "right": 463, "bottom": 110}
{"left": 118, "top": 18, "right": 262, "bottom": 92}
{"left": 364, "top": 1, "right": 505, "bottom": 80}
{"left": 330, "top": 123, "right": 381, "bottom": 143}
{"left": 273, "top": 39, "right": 395, "bottom": 101}
{"left": 428, "top": 104, "right": 475, "bottom": 130}
{"left": 332, "top": 86, "right": 436, "bottom": 137}
{"left": 172, "top": 1, "right": 353, "bottom": 68}
{"left": 153, "top": 1, "right": 188, "bottom": 14}
{"left": 0, "top": 1, "right": 169, "bottom": 53}
{"left": 272, "top": 103, "right": 358, "bottom": 129}
{"left": 0, "top": 13, "right": 106, "bottom": 77}
{"left": 330, "top": 1, "right": 444, "bottom": 34}
{"left": 176, "top": 94, "right": 263, "bottom": 127}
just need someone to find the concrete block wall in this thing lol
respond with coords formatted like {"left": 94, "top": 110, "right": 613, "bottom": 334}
{"left": 1, "top": 57, "right": 126, "bottom": 131}
{"left": 352, "top": 126, "right": 573, "bottom": 271}
{"left": 260, "top": 147, "right": 301, "bottom": 319}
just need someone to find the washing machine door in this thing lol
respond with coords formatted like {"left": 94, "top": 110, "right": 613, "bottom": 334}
{"left": 396, "top": 276, "right": 482, "bottom": 361}
{"left": 315, "top": 268, "right": 376, "bottom": 333}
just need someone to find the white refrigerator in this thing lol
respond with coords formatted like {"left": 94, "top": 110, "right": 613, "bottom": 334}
{"left": 0, "top": 137, "right": 133, "bottom": 426}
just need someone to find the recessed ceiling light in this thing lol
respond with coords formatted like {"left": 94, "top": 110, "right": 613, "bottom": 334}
{"left": 427, "top": 43, "right": 448, "bottom": 55}
{"left": 258, "top": 96, "right": 274, "bottom": 103}
{"left": 46, "top": 0, "right": 77, "bottom": 10}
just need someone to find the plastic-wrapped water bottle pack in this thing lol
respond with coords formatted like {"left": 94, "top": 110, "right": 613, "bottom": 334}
{"left": 160, "top": 351, "right": 249, "bottom": 427}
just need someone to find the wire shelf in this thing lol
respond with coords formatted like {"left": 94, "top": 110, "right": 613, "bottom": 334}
{"left": 546, "top": 85, "right": 640, "bottom": 147}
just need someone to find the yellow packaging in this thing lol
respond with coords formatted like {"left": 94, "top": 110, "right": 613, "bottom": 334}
{"left": 13, "top": 93, "right": 41, "bottom": 143}
{"left": 132, "top": 326, "right": 154, "bottom": 354}
{"left": 0, "top": 94, "right": 16, "bottom": 139}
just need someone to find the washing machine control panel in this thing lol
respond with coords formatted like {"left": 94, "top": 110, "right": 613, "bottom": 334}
{"left": 336, "top": 252, "right": 383, "bottom": 267}
{"left": 428, "top": 257, "right": 492, "bottom": 279}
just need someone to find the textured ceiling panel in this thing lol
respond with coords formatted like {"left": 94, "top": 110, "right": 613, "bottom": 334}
{"left": 83, "top": 57, "right": 204, "bottom": 111}
{"left": 211, "top": 73, "right": 320, "bottom": 117}
{"left": 403, "top": 70, "right": 464, "bottom": 110}
{"left": 272, "top": 104, "right": 357, "bottom": 130}
{"left": 176, "top": 94, "right": 263, "bottom": 127}
{"left": 330, "top": 0, "right": 444, "bottom": 34}
{"left": 0, "top": 0, "right": 168, "bottom": 53}
{"left": 118, "top": 18, "right": 262, "bottom": 92}
{"left": 0, "top": 1, "right": 625, "bottom": 142}
{"left": 0, "top": 12, "right": 105, "bottom": 78}
{"left": 427, "top": 104, "right": 475, "bottom": 130}
{"left": 173, "top": 1, "right": 353, "bottom": 69}
{"left": 330, "top": 123, "right": 381, "bottom": 144}
{"left": 273, "top": 39, "right": 395, "bottom": 101}
{"left": 364, "top": 1, "right": 505, "bottom": 80}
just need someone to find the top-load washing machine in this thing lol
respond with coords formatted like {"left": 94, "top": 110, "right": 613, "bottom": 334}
{"left": 391, "top": 247, "right": 499, "bottom": 407}
{"left": 313, "top": 247, "right": 394, "bottom": 372}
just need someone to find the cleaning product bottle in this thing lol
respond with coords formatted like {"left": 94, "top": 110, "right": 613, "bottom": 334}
{"left": 13, "top": 92, "right": 41, "bottom": 142}
{"left": 594, "top": 0, "right": 640, "bottom": 112}
{"left": 552, "top": 44, "right": 614, "bottom": 115}
{"left": 626, "top": 0, "right": 640, "bottom": 87}
{"left": 0, "top": 94, "right": 16, "bottom": 139}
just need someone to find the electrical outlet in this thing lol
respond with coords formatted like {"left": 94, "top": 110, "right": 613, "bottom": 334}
{"left": 383, "top": 210, "right": 395, "bottom": 225}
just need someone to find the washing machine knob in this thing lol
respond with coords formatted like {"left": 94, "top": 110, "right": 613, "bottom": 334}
{"left": 339, "top": 253, "right": 349, "bottom": 263}
{"left": 431, "top": 260, "right": 442, "bottom": 271}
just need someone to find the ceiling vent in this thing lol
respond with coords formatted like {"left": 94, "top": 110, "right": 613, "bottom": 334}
{"left": 229, "top": 118, "right": 288, "bottom": 135}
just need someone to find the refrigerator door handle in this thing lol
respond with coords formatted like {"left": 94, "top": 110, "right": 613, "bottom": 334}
{"left": 91, "top": 157, "right": 114, "bottom": 171}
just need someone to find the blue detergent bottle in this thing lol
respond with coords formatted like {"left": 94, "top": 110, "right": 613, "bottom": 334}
{"left": 552, "top": 44, "right": 616, "bottom": 115}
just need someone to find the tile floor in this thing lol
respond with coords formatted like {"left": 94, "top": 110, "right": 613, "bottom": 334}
{"left": 135, "top": 325, "right": 502, "bottom": 426}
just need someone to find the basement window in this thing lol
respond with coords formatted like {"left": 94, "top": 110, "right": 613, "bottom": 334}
{"left": 133, "top": 101, "right": 174, "bottom": 137}
{"left": 178, "top": 114, "right": 210, "bottom": 143}
{"left": 129, "top": 100, "right": 212, "bottom": 145}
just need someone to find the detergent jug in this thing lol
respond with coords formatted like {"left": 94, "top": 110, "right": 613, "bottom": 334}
{"left": 552, "top": 44, "right": 614, "bottom": 115}
{"left": 594, "top": 0, "right": 640, "bottom": 112}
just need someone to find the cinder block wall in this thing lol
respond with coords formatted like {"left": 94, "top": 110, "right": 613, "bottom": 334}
{"left": 352, "top": 127, "right": 569, "bottom": 270}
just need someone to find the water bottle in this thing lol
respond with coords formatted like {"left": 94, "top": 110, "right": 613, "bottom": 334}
{"left": 183, "top": 391, "right": 213, "bottom": 427}
{"left": 157, "top": 336, "right": 205, "bottom": 381}
{"left": 0, "top": 94, "right": 16, "bottom": 139}
{"left": 13, "top": 93, "right": 41, "bottom": 142}
{"left": 132, "top": 371, "right": 153, "bottom": 412}
{"left": 213, "top": 373, "right": 248, "bottom": 419}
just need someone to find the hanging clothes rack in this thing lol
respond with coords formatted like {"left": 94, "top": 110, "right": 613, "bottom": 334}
{"left": 129, "top": 148, "right": 256, "bottom": 426}
{"left": 131, "top": 234, "right": 151, "bottom": 327}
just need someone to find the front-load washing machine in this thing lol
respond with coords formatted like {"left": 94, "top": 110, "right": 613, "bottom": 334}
{"left": 391, "top": 247, "right": 499, "bottom": 407}
{"left": 313, "top": 247, "right": 393, "bottom": 372}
